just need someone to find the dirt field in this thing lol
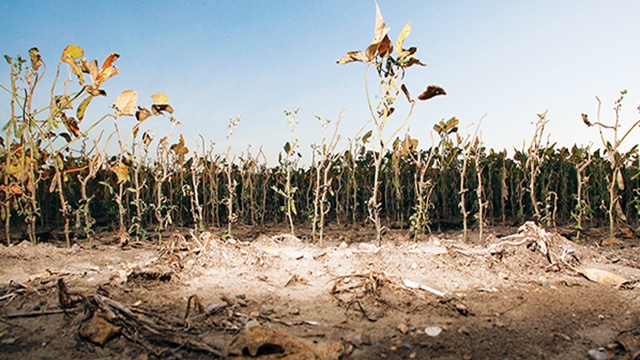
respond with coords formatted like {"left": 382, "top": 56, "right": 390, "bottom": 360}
{"left": 1, "top": 223, "right": 639, "bottom": 359}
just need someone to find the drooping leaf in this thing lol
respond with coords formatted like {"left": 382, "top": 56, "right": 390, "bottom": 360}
{"left": 115, "top": 90, "right": 138, "bottom": 117}
{"left": 400, "top": 84, "right": 411, "bottom": 102}
{"left": 142, "top": 130, "right": 154, "bottom": 147}
{"left": 151, "top": 104, "right": 174, "bottom": 116}
{"left": 366, "top": 35, "right": 392, "bottom": 61}
{"left": 4, "top": 55, "right": 11, "bottom": 65}
{"left": 362, "top": 130, "right": 373, "bottom": 144}
{"left": 60, "top": 113, "right": 80, "bottom": 137}
{"left": 171, "top": 134, "right": 189, "bottom": 155}
{"left": 60, "top": 45, "right": 85, "bottom": 84}
{"left": 337, "top": 50, "right": 369, "bottom": 64}
{"left": 418, "top": 85, "right": 447, "bottom": 101}
{"left": 284, "top": 141, "right": 291, "bottom": 155}
{"left": 76, "top": 96, "right": 94, "bottom": 122}
{"left": 136, "top": 106, "right": 152, "bottom": 122}
{"left": 59, "top": 132, "right": 72, "bottom": 143}
{"left": 151, "top": 92, "right": 169, "bottom": 105}
{"left": 28, "top": 47, "right": 43, "bottom": 71}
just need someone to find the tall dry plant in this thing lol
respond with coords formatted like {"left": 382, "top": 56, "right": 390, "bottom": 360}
{"left": 582, "top": 90, "right": 640, "bottom": 243}
{"left": 338, "top": 2, "right": 445, "bottom": 245}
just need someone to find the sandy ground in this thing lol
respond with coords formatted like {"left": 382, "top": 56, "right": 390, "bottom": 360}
{"left": 1, "top": 223, "right": 639, "bottom": 359}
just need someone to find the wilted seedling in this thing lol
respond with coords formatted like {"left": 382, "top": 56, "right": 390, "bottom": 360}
{"left": 582, "top": 90, "right": 640, "bottom": 243}
{"left": 338, "top": 2, "right": 445, "bottom": 244}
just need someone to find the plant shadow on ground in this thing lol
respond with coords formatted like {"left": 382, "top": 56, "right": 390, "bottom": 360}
{"left": 0, "top": 223, "right": 639, "bottom": 359}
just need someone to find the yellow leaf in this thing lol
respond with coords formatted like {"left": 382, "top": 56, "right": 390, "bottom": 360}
{"left": 578, "top": 268, "right": 627, "bottom": 286}
{"left": 62, "top": 45, "right": 84, "bottom": 59}
{"left": 77, "top": 96, "right": 94, "bottom": 122}
{"left": 115, "top": 90, "right": 138, "bottom": 117}
{"left": 151, "top": 92, "right": 169, "bottom": 105}
{"left": 60, "top": 46, "right": 85, "bottom": 85}
{"left": 395, "top": 22, "right": 412, "bottom": 54}
{"left": 111, "top": 162, "right": 130, "bottom": 183}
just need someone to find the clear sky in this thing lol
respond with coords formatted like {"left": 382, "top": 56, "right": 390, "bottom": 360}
{"left": 2, "top": 1, "right": 640, "bottom": 164}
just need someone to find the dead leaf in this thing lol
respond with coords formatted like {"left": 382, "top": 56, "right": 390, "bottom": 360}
{"left": 400, "top": 84, "right": 411, "bottom": 102}
{"left": 111, "top": 161, "right": 130, "bottom": 183}
{"left": 418, "top": 85, "right": 446, "bottom": 101}
{"left": 84, "top": 53, "right": 119, "bottom": 95}
{"left": 29, "top": 47, "right": 43, "bottom": 71}
{"left": 151, "top": 104, "right": 174, "bottom": 116}
{"left": 136, "top": 106, "right": 152, "bottom": 122}
{"left": 395, "top": 22, "right": 412, "bottom": 55}
{"left": 577, "top": 268, "right": 627, "bottom": 286}
{"left": 337, "top": 50, "right": 369, "bottom": 64}
{"left": 60, "top": 45, "right": 85, "bottom": 83}
{"left": 371, "top": 2, "right": 390, "bottom": 47}
{"left": 142, "top": 130, "right": 154, "bottom": 147}
{"left": 60, "top": 113, "right": 80, "bottom": 137}
{"left": 115, "top": 90, "right": 138, "bottom": 117}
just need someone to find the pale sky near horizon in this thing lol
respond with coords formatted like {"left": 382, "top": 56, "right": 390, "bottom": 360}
{"left": 2, "top": 1, "right": 639, "bottom": 164}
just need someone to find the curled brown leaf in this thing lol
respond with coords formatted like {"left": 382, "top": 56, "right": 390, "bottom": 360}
{"left": 418, "top": 85, "right": 446, "bottom": 101}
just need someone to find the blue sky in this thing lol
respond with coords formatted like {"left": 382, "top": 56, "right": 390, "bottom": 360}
{"left": 2, "top": 1, "right": 640, "bottom": 164}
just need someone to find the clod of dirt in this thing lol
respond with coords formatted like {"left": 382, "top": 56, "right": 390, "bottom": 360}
{"left": 78, "top": 310, "right": 121, "bottom": 345}
{"left": 227, "top": 326, "right": 343, "bottom": 359}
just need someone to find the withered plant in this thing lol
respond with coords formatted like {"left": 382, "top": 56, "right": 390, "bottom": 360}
{"left": 338, "top": 2, "right": 445, "bottom": 245}
{"left": 582, "top": 90, "right": 640, "bottom": 243}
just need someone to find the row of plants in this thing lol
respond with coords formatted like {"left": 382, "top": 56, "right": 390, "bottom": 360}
{"left": 1, "top": 5, "right": 639, "bottom": 247}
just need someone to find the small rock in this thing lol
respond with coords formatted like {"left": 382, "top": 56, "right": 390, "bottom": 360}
{"left": 410, "top": 263, "right": 418, "bottom": 270}
{"left": 245, "top": 319, "right": 260, "bottom": 329}
{"left": 349, "top": 333, "right": 363, "bottom": 347}
{"left": 339, "top": 241, "right": 348, "bottom": 248}
{"left": 425, "top": 326, "right": 442, "bottom": 337}
{"left": 400, "top": 343, "right": 412, "bottom": 351}
{"left": 587, "top": 349, "right": 609, "bottom": 360}
{"left": 312, "top": 250, "right": 325, "bottom": 259}
{"left": 397, "top": 323, "right": 409, "bottom": 334}
{"left": 458, "top": 326, "right": 470, "bottom": 335}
